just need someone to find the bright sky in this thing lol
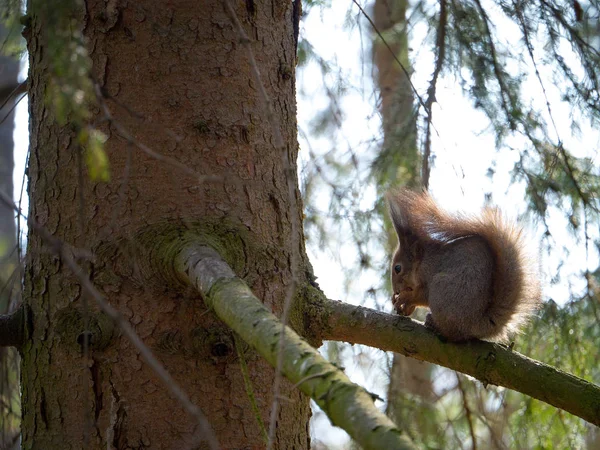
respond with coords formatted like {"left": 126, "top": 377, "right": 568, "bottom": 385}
{"left": 12, "top": 63, "right": 28, "bottom": 226}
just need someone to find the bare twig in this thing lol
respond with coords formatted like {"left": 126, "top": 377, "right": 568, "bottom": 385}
{"left": 352, "top": 0, "right": 429, "bottom": 113}
{"left": 456, "top": 373, "right": 477, "bottom": 450}
{"left": 513, "top": 1, "right": 559, "bottom": 141}
{"left": 0, "top": 79, "right": 27, "bottom": 111}
{"left": 233, "top": 334, "right": 268, "bottom": 444}
{"left": 0, "top": 94, "right": 26, "bottom": 126}
{"left": 292, "top": 370, "right": 337, "bottom": 389}
{"left": 75, "top": 140, "right": 93, "bottom": 446}
{"left": 266, "top": 146, "right": 302, "bottom": 450}
{"left": 177, "top": 244, "right": 416, "bottom": 449}
{"left": 0, "top": 191, "right": 220, "bottom": 450}
{"left": 422, "top": 0, "right": 447, "bottom": 189}
{"left": 17, "top": 152, "right": 29, "bottom": 270}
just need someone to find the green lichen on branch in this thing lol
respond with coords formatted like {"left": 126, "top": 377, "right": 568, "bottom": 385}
{"left": 320, "top": 299, "right": 600, "bottom": 427}
{"left": 175, "top": 244, "right": 415, "bottom": 450}
{"left": 112, "top": 221, "right": 249, "bottom": 291}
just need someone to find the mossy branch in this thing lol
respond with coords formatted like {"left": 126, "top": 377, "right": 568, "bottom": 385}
{"left": 174, "top": 244, "right": 415, "bottom": 450}
{"left": 316, "top": 299, "right": 600, "bottom": 427}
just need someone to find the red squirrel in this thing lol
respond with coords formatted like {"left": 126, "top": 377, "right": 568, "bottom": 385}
{"left": 388, "top": 189, "right": 541, "bottom": 342}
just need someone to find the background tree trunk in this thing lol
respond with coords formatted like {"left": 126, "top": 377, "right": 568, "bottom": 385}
{"left": 0, "top": 20, "right": 22, "bottom": 449}
{"left": 0, "top": 22, "right": 20, "bottom": 315}
{"left": 371, "top": 0, "right": 419, "bottom": 188}
{"left": 21, "top": 1, "right": 310, "bottom": 448}
{"left": 371, "top": 0, "right": 436, "bottom": 435}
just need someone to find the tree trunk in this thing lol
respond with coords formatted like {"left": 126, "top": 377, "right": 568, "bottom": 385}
{"left": 22, "top": 1, "right": 310, "bottom": 448}
{"left": 371, "top": 0, "right": 419, "bottom": 188}
{"left": 371, "top": 0, "right": 437, "bottom": 436}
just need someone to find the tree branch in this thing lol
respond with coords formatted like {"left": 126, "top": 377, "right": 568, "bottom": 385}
{"left": 175, "top": 243, "right": 416, "bottom": 450}
{"left": 0, "top": 79, "right": 27, "bottom": 111}
{"left": 316, "top": 299, "right": 600, "bottom": 427}
{"left": 0, "top": 304, "right": 24, "bottom": 349}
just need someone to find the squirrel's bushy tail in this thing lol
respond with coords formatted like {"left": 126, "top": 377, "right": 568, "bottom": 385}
{"left": 388, "top": 189, "right": 541, "bottom": 341}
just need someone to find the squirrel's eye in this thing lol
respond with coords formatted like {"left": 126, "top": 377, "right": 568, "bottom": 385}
{"left": 394, "top": 264, "right": 402, "bottom": 274}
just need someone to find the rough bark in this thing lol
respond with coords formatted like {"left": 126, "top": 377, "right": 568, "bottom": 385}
{"left": 22, "top": 0, "right": 309, "bottom": 448}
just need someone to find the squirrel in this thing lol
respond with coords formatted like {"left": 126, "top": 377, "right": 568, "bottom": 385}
{"left": 387, "top": 189, "right": 541, "bottom": 342}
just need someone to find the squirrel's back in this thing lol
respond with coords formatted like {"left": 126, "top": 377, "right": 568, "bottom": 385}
{"left": 389, "top": 189, "right": 541, "bottom": 341}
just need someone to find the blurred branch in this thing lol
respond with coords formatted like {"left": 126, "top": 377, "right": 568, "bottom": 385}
{"left": 0, "top": 79, "right": 26, "bottom": 111}
{"left": 456, "top": 372, "right": 477, "bottom": 450}
{"left": 472, "top": 0, "right": 515, "bottom": 127}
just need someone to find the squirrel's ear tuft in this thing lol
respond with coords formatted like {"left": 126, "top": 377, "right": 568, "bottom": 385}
{"left": 386, "top": 191, "right": 407, "bottom": 239}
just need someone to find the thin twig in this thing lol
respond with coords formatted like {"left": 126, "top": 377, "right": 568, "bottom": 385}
{"left": 513, "top": 3, "right": 597, "bottom": 321}
{"left": 351, "top": 0, "right": 429, "bottom": 113}
{"left": 17, "top": 152, "right": 29, "bottom": 270}
{"left": 0, "top": 79, "right": 27, "bottom": 111}
{"left": 75, "top": 140, "right": 93, "bottom": 446}
{"left": 0, "top": 191, "right": 220, "bottom": 450}
{"left": 0, "top": 94, "right": 26, "bottom": 126}
{"left": 539, "top": 0, "right": 600, "bottom": 59}
{"left": 234, "top": 333, "right": 268, "bottom": 444}
{"left": 455, "top": 372, "right": 477, "bottom": 450}
{"left": 422, "top": 0, "right": 447, "bottom": 189}
{"left": 266, "top": 149, "right": 301, "bottom": 450}
{"left": 513, "top": 2, "right": 559, "bottom": 140}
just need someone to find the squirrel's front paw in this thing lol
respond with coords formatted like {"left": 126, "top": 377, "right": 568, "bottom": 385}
{"left": 392, "top": 294, "right": 416, "bottom": 316}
